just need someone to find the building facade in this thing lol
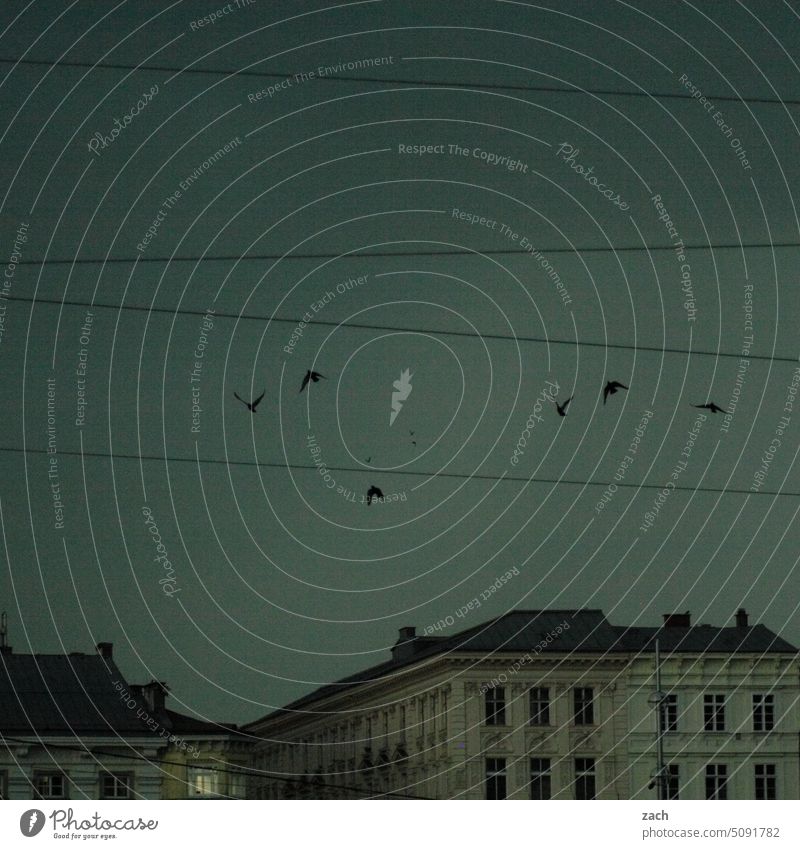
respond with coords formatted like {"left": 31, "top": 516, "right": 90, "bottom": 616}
{"left": 626, "top": 611, "right": 799, "bottom": 801}
{"left": 246, "top": 609, "right": 799, "bottom": 800}
{"left": 0, "top": 639, "right": 252, "bottom": 800}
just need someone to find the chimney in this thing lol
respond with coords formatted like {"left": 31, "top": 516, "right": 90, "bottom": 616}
{"left": 96, "top": 642, "right": 113, "bottom": 660}
{"left": 142, "top": 680, "right": 169, "bottom": 713}
{"left": 735, "top": 608, "right": 749, "bottom": 628}
{"left": 0, "top": 612, "right": 11, "bottom": 655}
{"left": 662, "top": 612, "right": 691, "bottom": 628}
{"left": 391, "top": 626, "right": 418, "bottom": 662}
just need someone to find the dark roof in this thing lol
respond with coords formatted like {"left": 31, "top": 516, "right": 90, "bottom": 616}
{"left": 0, "top": 651, "right": 162, "bottom": 737}
{"left": 255, "top": 609, "right": 798, "bottom": 721}
{"left": 163, "top": 709, "right": 245, "bottom": 738}
{"left": 615, "top": 624, "right": 797, "bottom": 653}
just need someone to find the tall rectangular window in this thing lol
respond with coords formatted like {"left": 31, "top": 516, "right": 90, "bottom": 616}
{"left": 485, "top": 758, "right": 507, "bottom": 800}
{"left": 574, "top": 758, "right": 596, "bottom": 800}
{"left": 753, "top": 694, "right": 775, "bottom": 732}
{"left": 703, "top": 694, "right": 725, "bottom": 731}
{"left": 754, "top": 764, "right": 776, "bottom": 800}
{"left": 188, "top": 766, "right": 220, "bottom": 797}
{"left": 529, "top": 687, "right": 550, "bottom": 725}
{"left": 485, "top": 687, "right": 506, "bottom": 725}
{"left": 228, "top": 771, "right": 247, "bottom": 798}
{"left": 573, "top": 687, "right": 594, "bottom": 725}
{"left": 100, "top": 772, "right": 133, "bottom": 799}
{"left": 530, "top": 758, "right": 551, "bottom": 800}
{"left": 34, "top": 772, "right": 67, "bottom": 799}
{"left": 660, "top": 693, "right": 678, "bottom": 732}
{"left": 666, "top": 764, "right": 679, "bottom": 800}
{"left": 705, "top": 764, "right": 728, "bottom": 800}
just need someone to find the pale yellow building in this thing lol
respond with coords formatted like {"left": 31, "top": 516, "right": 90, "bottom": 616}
{"left": 246, "top": 609, "right": 799, "bottom": 800}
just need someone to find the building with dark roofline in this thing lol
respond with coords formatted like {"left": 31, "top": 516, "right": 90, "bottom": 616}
{"left": 0, "top": 635, "right": 253, "bottom": 800}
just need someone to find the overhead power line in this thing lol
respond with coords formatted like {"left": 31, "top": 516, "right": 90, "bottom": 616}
{"left": 0, "top": 445, "right": 796, "bottom": 500}
{"left": 13, "top": 241, "right": 800, "bottom": 267}
{"left": 6, "top": 294, "right": 797, "bottom": 365}
{"left": 1, "top": 56, "right": 797, "bottom": 107}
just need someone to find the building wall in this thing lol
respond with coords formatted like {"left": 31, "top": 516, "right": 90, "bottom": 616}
{"left": 160, "top": 738, "right": 251, "bottom": 799}
{"left": 0, "top": 737, "right": 164, "bottom": 800}
{"left": 250, "top": 664, "right": 455, "bottom": 799}
{"left": 462, "top": 659, "right": 630, "bottom": 799}
{"left": 249, "top": 651, "right": 800, "bottom": 800}
{"left": 249, "top": 656, "right": 632, "bottom": 799}
{"left": 626, "top": 654, "right": 800, "bottom": 800}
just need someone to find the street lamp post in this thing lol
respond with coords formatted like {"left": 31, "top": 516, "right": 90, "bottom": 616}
{"left": 647, "top": 639, "right": 667, "bottom": 800}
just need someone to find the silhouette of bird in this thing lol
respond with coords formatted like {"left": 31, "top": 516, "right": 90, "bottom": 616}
{"left": 366, "top": 485, "right": 383, "bottom": 505}
{"left": 603, "top": 381, "right": 628, "bottom": 404}
{"left": 365, "top": 456, "right": 372, "bottom": 464}
{"left": 233, "top": 390, "right": 265, "bottom": 413}
{"left": 693, "top": 402, "right": 724, "bottom": 414}
{"left": 300, "top": 370, "right": 326, "bottom": 392}
{"left": 555, "top": 396, "right": 573, "bottom": 417}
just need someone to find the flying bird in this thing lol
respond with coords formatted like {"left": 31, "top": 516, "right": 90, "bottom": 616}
{"left": 603, "top": 381, "right": 628, "bottom": 404}
{"left": 233, "top": 390, "right": 265, "bottom": 413}
{"left": 693, "top": 402, "right": 725, "bottom": 414}
{"left": 555, "top": 396, "right": 573, "bottom": 417}
{"left": 366, "top": 485, "right": 384, "bottom": 505}
{"left": 300, "top": 370, "right": 326, "bottom": 392}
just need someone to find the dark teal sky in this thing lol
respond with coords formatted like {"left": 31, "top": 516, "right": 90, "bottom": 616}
{"left": 1, "top": 0, "right": 799, "bottom": 724}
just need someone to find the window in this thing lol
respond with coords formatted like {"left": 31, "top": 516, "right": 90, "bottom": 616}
{"left": 529, "top": 687, "right": 550, "bottom": 725}
{"left": 660, "top": 694, "right": 678, "bottom": 732}
{"left": 666, "top": 764, "right": 679, "bottom": 800}
{"left": 188, "top": 766, "right": 220, "bottom": 797}
{"left": 227, "top": 771, "right": 247, "bottom": 798}
{"left": 101, "top": 772, "right": 133, "bottom": 799}
{"left": 753, "top": 694, "right": 775, "bottom": 732}
{"left": 754, "top": 764, "right": 776, "bottom": 800}
{"left": 34, "top": 771, "right": 68, "bottom": 799}
{"left": 573, "top": 687, "right": 594, "bottom": 725}
{"left": 530, "top": 758, "right": 551, "bottom": 800}
{"left": 485, "top": 758, "right": 507, "bottom": 800}
{"left": 574, "top": 758, "right": 596, "bottom": 800}
{"left": 705, "top": 764, "right": 728, "bottom": 800}
{"left": 485, "top": 687, "right": 506, "bottom": 725}
{"left": 703, "top": 694, "right": 725, "bottom": 731}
